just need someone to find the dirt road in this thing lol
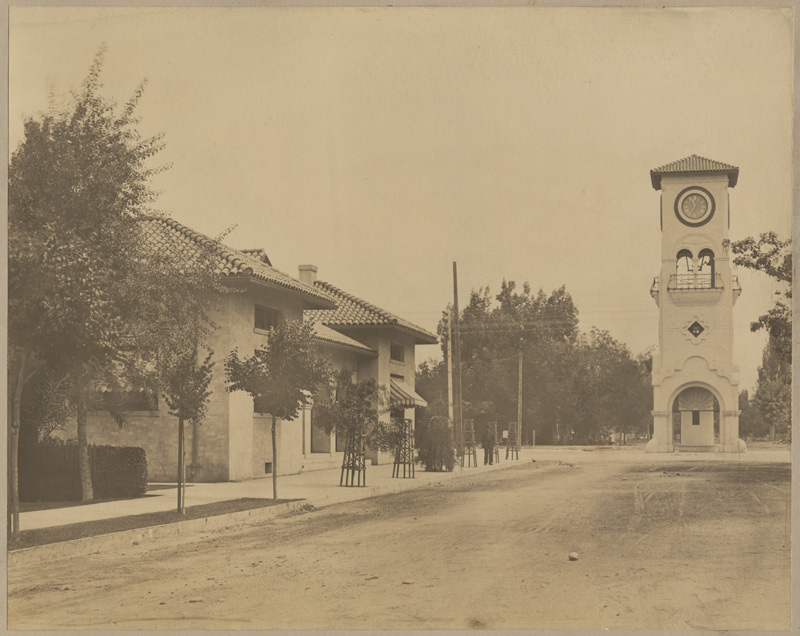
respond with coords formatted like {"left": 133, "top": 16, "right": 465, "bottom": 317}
{"left": 8, "top": 459, "right": 790, "bottom": 630}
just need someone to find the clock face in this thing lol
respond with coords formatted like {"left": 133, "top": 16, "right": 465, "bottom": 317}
{"left": 675, "top": 186, "right": 715, "bottom": 226}
{"left": 681, "top": 194, "right": 708, "bottom": 219}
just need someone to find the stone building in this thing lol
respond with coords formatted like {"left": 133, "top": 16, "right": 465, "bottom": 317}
{"left": 58, "top": 216, "right": 436, "bottom": 481}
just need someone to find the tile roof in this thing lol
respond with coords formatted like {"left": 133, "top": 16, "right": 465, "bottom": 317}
{"left": 650, "top": 154, "right": 739, "bottom": 190}
{"left": 312, "top": 323, "right": 377, "bottom": 356}
{"left": 239, "top": 248, "right": 272, "bottom": 266}
{"left": 306, "top": 280, "right": 438, "bottom": 345}
{"left": 140, "top": 217, "right": 337, "bottom": 309}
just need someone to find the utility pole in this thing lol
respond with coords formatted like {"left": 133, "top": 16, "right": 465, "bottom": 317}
{"left": 517, "top": 334, "right": 523, "bottom": 450}
{"left": 452, "top": 262, "right": 463, "bottom": 459}
{"left": 447, "top": 307, "right": 454, "bottom": 426}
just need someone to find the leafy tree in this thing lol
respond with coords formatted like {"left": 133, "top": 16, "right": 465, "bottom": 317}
{"left": 163, "top": 353, "right": 214, "bottom": 513}
{"left": 225, "top": 320, "right": 331, "bottom": 499}
{"left": 732, "top": 232, "right": 791, "bottom": 443}
{"left": 415, "top": 358, "right": 449, "bottom": 420}
{"left": 313, "top": 369, "right": 391, "bottom": 484}
{"left": 8, "top": 47, "right": 164, "bottom": 529}
{"left": 751, "top": 337, "right": 791, "bottom": 442}
{"left": 732, "top": 232, "right": 792, "bottom": 365}
{"left": 122, "top": 224, "right": 225, "bottom": 513}
{"left": 578, "top": 329, "right": 651, "bottom": 444}
{"left": 737, "top": 390, "right": 765, "bottom": 440}
{"left": 314, "top": 369, "right": 385, "bottom": 440}
{"left": 441, "top": 280, "right": 582, "bottom": 443}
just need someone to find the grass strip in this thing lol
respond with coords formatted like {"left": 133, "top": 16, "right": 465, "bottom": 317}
{"left": 10, "top": 497, "right": 294, "bottom": 551}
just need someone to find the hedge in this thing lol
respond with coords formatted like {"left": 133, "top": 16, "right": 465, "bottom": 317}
{"left": 19, "top": 441, "right": 148, "bottom": 502}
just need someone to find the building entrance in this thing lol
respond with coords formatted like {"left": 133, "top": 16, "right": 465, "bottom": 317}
{"left": 671, "top": 386, "right": 719, "bottom": 449}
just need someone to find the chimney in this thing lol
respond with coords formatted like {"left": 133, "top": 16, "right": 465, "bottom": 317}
{"left": 298, "top": 264, "right": 318, "bottom": 286}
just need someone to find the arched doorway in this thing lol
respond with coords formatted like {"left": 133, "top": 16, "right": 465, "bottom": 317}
{"left": 671, "top": 386, "right": 719, "bottom": 449}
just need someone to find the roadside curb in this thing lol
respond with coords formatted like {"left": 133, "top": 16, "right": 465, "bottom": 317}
{"left": 8, "top": 499, "right": 311, "bottom": 568}
{"left": 8, "top": 456, "right": 532, "bottom": 568}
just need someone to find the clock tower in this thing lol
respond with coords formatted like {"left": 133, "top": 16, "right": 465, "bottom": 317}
{"left": 646, "top": 155, "right": 745, "bottom": 453}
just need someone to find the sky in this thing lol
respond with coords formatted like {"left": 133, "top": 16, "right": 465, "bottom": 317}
{"left": 8, "top": 6, "right": 794, "bottom": 392}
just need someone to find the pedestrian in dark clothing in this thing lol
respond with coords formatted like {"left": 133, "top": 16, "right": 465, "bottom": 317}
{"left": 481, "top": 427, "right": 496, "bottom": 465}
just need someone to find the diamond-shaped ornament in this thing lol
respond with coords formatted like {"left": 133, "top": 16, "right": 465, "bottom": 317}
{"left": 688, "top": 321, "right": 705, "bottom": 338}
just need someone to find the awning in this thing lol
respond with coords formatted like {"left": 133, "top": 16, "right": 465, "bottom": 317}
{"left": 390, "top": 379, "right": 427, "bottom": 408}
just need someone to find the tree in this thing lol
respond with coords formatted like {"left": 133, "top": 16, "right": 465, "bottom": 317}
{"left": 8, "top": 47, "right": 164, "bottom": 529}
{"left": 577, "top": 329, "right": 651, "bottom": 444}
{"left": 751, "top": 337, "right": 791, "bottom": 442}
{"left": 163, "top": 353, "right": 214, "bottom": 513}
{"left": 415, "top": 358, "right": 449, "bottom": 420}
{"left": 732, "top": 232, "right": 792, "bottom": 365}
{"left": 122, "top": 222, "right": 226, "bottom": 513}
{"left": 224, "top": 320, "right": 331, "bottom": 499}
{"left": 737, "top": 390, "right": 765, "bottom": 440}
{"left": 313, "top": 369, "right": 390, "bottom": 484}
{"left": 732, "top": 232, "right": 791, "bottom": 442}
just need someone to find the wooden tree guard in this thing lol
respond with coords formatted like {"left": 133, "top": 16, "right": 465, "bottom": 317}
{"left": 489, "top": 421, "right": 500, "bottom": 464}
{"left": 506, "top": 421, "right": 519, "bottom": 460}
{"left": 340, "top": 431, "right": 366, "bottom": 487}
{"left": 462, "top": 419, "right": 478, "bottom": 467}
{"left": 392, "top": 418, "right": 415, "bottom": 479}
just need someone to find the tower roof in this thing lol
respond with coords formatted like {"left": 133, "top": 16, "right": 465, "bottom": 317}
{"left": 650, "top": 154, "right": 739, "bottom": 190}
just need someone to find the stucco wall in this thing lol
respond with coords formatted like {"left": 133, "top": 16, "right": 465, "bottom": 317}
{"left": 222, "top": 284, "right": 307, "bottom": 479}
{"left": 649, "top": 173, "right": 742, "bottom": 452}
{"left": 62, "top": 281, "right": 315, "bottom": 482}
{"left": 253, "top": 408, "right": 309, "bottom": 476}
{"left": 654, "top": 173, "right": 739, "bottom": 389}
{"left": 680, "top": 410, "right": 714, "bottom": 446}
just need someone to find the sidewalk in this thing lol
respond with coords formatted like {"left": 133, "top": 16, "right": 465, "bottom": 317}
{"left": 11, "top": 445, "right": 789, "bottom": 566}
{"left": 19, "top": 444, "right": 789, "bottom": 532}
{"left": 19, "top": 449, "right": 536, "bottom": 532}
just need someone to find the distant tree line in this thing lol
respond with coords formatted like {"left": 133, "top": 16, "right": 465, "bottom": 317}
{"left": 416, "top": 281, "right": 652, "bottom": 446}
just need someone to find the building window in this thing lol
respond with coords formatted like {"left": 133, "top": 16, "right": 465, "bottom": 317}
{"left": 255, "top": 305, "right": 282, "bottom": 331}
{"left": 692, "top": 410, "right": 700, "bottom": 426}
{"left": 390, "top": 343, "right": 405, "bottom": 363}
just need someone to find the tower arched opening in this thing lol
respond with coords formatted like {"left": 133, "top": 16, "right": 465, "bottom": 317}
{"left": 698, "top": 248, "right": 715, "bottom": 288}
{"left": 676, "top": 249, "right": 693, "bottom": 289}
{"left": 671, "top": 386, "right": 720, "bottom": 448}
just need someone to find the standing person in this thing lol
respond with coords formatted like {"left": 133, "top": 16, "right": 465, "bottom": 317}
{"left": 481, "top": 426, "right": 496, "bottom": 465}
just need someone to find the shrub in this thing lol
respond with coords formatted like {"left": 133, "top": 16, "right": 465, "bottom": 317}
{"left": 416, "top": 415, "right": 455, "bottom": 472}
{"left": 19, "top": 440, "right": 147, "bottom": 501}
{"left": 91, "top": 445, "right": 148, "bottom": 499}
